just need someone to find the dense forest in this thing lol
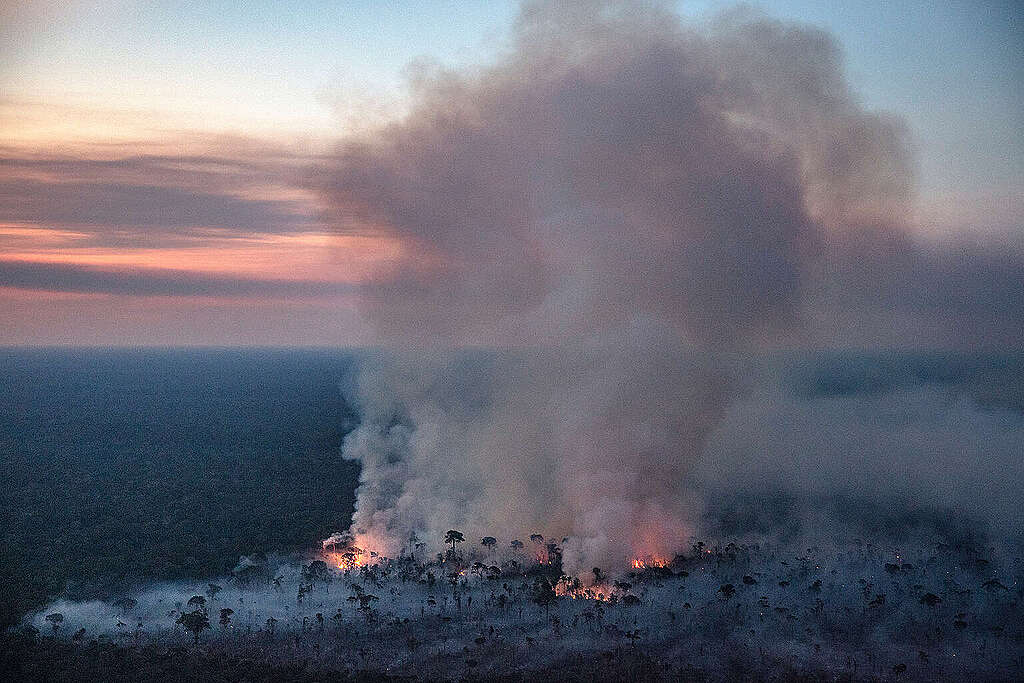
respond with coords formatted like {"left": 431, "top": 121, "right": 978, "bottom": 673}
{"left": 0, "top": 349, "right": 360, "bottom": 630}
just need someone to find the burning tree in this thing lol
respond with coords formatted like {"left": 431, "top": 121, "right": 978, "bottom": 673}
{"left": 322, "top": 532, "right": 367, "bottom": 570}
{"left": 545, "top": 541, "right": 562, "bottom": 566}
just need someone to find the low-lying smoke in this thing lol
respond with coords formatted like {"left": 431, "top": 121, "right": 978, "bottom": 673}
{"left": 316, "top": 0, "right": 1024, "bottom": 571}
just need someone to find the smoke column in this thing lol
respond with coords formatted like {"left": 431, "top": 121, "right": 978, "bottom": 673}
{"left": 315, "top": 0, "right": 1020, "bottom": 572}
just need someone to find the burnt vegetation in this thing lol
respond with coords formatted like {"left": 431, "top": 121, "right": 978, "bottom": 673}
{"left": 10, "top": 528, "right": 1024, "bottom": 682}
{"left": 3, "top": 350, "right": 1024, "bottom": 681}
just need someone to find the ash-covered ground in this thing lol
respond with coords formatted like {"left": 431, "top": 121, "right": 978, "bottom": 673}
{"left": 23, "top": 528, "right": 1023, "bottom": 682}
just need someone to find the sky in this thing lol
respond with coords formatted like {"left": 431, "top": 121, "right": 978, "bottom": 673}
{"left": 0, "top": 0, "right": 1021, "bottom": 346}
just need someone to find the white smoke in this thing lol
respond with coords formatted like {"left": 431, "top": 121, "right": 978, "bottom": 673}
{"left": 316, "top": 0, "right": 1023, "bottom": 572}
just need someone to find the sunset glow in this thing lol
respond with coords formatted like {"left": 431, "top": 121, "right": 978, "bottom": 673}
{"left": 1, "top": 1, "right": 1020, "bottom": 346}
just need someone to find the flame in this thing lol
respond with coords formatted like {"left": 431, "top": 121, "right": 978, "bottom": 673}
{"left": 321, "top": 531, "right": 387, "bottom": 570}
{"left": 630, "top": 556, "right": 668, "bottom": 570}
{"left": 555, "top": 581, "right": 611, "bottom": 601}
{"left": 324, "top": 550, "right": 368, "bottom": 571}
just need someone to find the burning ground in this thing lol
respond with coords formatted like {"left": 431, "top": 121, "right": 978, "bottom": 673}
{"left": 21, "top": 519, "right": 1024, "bottom": 681}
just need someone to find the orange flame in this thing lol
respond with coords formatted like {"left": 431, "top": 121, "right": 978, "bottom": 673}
{"left": 324, "top": 550, "right": 367, "bottom": 571}
{"left": 321, "top": 530, "right": 387, "bottom": 570}
{"left": 630, "top": 556, "right": 668, "bottom": 570}
{"left": 555, "top": 581, "right": 611, "bottom": 601}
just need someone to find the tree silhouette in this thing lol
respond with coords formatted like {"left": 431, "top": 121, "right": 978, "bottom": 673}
{"left": 531, "top": 577, "right": 557, "bottom": 615}
{"left": 44, "top": 612, "right": 63, "bottom": 634}
{"left": 219, "top": 607, "right": 233, "bottom": 629}
{"left": 303, "top": 559, "right": 332, "bottom": 592}
{"left": 530, "top": 534, "right": 544, "bottom": 544}
{"left": 187, "top": 595, "right": 207, "bottom": 611}
{"left": 206, "top": 583, "right": 222, "bottom": 601}
{"left": 176, "top": 609, "right": 210, "bottom": 644}
{"left": 510, "top": 539, "right": 524, "bottom": 550}
{"left": 233, "top": 562, "right": 270, "bottom": 587}
{"left": 481, "top": 536, "right": 497, "bottom": 551}
{"left": 445, "top": 530, "right": 465, "bottom": 552}
{"left": 545, "top": 541, "right": 562, "bottom": 565}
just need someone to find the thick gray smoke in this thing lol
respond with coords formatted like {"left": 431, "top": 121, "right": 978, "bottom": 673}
{"left": 339, "top": 347, "right": 731, "bottom": 570}
{"left": 317, "top": 1, "right": 1023, "bottom": 572}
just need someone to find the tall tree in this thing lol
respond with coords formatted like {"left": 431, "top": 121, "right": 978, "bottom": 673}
{"left": 176, "top": 609, "right": 210, "bottom": 644}
{"left": 444, "top": 530, "right": 465, "bottom": 552}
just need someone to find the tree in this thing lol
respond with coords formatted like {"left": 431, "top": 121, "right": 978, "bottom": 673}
{"left": 233, "top": 562, "right": 270, "bottom": 587}
{"left": 481, "top": 536, "right": 497, "bottom": 551}
{"left": 545, "top": 541, "right": 562, "bottom": 565}
{"left": 206, "top": 583, "right": 222, "bottom": 601}
{"left": 531, "top": 577, "right": 556, "bottom": 616}
{"left": 530, "top": 534, "right": 544, "bottom": 544}
{"left": 44, "top": 612, "right": 63, "bottom": 634}
{"left": 302, "top": 559, "right": 332, "bottom": 592}
{"left": 445, "top": 530, "right": 465, "bottom": 552}
{"left": 219, "top": 608, "right": 233, "bottom": 629}
{"left": 510, "top": 539, "right": 524, "bottom": 550}
{"left": 176, "top": 609, "right": 210, "bottom": 644}
{"left": 187, "top": 595, "right": 207, "bottom": 611}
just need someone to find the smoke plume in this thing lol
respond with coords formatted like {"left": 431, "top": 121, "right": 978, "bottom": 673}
{"left": 316, "top": 0, "right": 1022, "bottom": 572}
